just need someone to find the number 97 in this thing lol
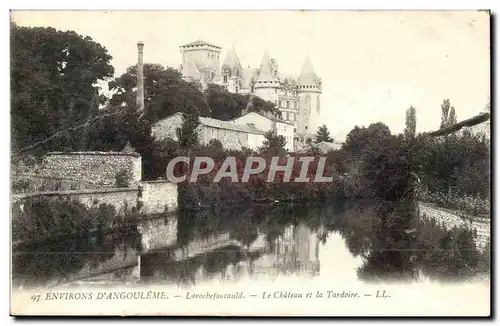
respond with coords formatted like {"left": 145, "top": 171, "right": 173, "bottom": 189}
{"left": 31, "top": 294, "right": 41, "bottom": 302}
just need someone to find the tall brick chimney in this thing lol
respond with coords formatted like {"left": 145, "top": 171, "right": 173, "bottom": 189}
{"left": 136, "top": 41, "right": 145, "bottom": 111}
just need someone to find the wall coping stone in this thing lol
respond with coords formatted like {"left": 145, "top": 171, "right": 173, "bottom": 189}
{"left": 13, "top": 186, "right": 139, "bottom": 200}
{"left": 46, "top": 151, "right": 141, "bottom": 158}
{"left": 140, "top": 180, "right": 174, "bottom": 184}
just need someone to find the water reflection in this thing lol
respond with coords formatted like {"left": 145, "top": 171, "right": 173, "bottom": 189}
{"left": 11, "top": 199, "right": 489, "bottom": 288}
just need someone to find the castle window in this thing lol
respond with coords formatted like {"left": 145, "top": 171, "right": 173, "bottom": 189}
{"left": 279, "top": 100, "right": 282, "bottom": 107}
{"left": 294, "top": 102, "right": 297, "bottom": 109}
{"left": 286, "top": 101, "right": 290, "bottom": 109}
{"left": 316, "top": 95, "right": 320, "bottom": 114}
{"left": 223, "top": 75, "right": 228, "bottom": 83}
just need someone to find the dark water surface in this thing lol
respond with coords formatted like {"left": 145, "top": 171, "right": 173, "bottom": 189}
{"left": 12, "top": 199, "right": 489, "bottom": 289}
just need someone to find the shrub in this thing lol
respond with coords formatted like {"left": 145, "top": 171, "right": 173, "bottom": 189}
{"left": 417, "top": 190, "right": 490, "bottom": 217}
{"left": 11, "top": 197, "right": 132, "bottom": 243}
{"left": 115, "top": 169, "right": 132, "bottom": 188}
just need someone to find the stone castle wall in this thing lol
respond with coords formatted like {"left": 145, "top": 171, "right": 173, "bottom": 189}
{"left": 12, "top": 149, "right": 178, "bottom": 220}
{"left": 14, "top": 188, "right": 140, "bottom": 216}
{"left": 14, "top": 183, "right": 178, "bottom": 217}
{"left": 137, "top": 216, "right": 178, "bottom": 253}
{"left": 39, "top": 151, "right": 142, "bottom": 187}
{"left": 139, "top": 180, "right": 178, "bottom": 214}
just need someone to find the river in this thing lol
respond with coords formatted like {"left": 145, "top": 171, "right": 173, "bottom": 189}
{"left": 12, "top": 199, "right": 490, "bottom": 289}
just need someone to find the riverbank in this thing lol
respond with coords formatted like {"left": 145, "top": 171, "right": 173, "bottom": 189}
{"left": 11, "top": 196, "right": 177, "bottom": 250}
{"left": 418, "top": 202, "right": 490, "bottom": 249}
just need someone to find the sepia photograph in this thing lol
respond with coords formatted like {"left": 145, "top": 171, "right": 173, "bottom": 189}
{"left": 9, "top": 10, "right": 491, "bottom": 316}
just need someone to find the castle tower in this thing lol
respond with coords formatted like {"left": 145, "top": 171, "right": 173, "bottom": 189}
{"left": 297, "top": 56, "right": 322, "bottom": 137}
{"left": 179, "top": 40, "right": 221, "bottom": 83}
{"left": 253, "top": 49, "right": 281, "bottom": 105}
{"left": 222, "top": 45, "right": 243, "bottom": 93}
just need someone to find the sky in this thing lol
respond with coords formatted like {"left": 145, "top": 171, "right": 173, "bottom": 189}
{"left": 11, "top": 10, "right": 490, "bottom": 141}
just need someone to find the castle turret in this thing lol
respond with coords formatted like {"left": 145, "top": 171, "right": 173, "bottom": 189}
{"left": 253, "top": 49, "right": 281, "bottom": 105}
{"left": 297, "top": 56, "right": 322, "bottom": 136}
{"left": 222, "top": 45, "right": 243, "bottom": 92}
{"left": 179, "top": 40, "right": 221, "bottom": 83}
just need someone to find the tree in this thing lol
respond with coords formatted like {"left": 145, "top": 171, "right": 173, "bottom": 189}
{"left": 108, "top": 63, "right": 210, "bottom": 123}
{"left": 251, "top": 96, "right": 282, "bottom": 119}
{"left": 204, "top": 84, "right": 281, "bottom": 121}
{"left": 11, "top": 23, "right": 114, "bottom": 152}
{"left": 176, "top": 110, "right": 200, "bottom": 150}
{"left": 448, "top": 106, "right": 457, "bottom": 126}
{"left": 360, "top": 134, "right": 413, "bottom": 201}
{"left": 440, "top": 98, "right": 457, "bottom": 129}
{"left": 404, "top": 106, "right": 417, "bottom": 139}
{"left": 343, "top": 123, "right": 392, "bottom": 158}
{"left": 259, "top": 130, "right": 287, "bottom": 156}
{"left": 440, "top": 99, "right": 451, "bottom": 129}
{"left": 204, "top": 84, "right": 247, "bottom": 121}
{"left": 315, "top": 124, "right": 334, "bottom": 143}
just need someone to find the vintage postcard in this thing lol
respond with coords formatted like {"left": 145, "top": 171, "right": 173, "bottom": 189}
{"left": 10, "top": 10, "right": 491, "bottom": 316}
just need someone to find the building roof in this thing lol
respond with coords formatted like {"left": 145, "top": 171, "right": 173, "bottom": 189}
{"left": 256, "top": 112, "right": 295, "bottom": 126}
{"left": 296, "top": 141, "right": 342, "bottom": 154}
{"left": 200, "top": 116, "right": 267, "bottom": 134}
{"left": 180, "top": 40, "right": 221, "bottom": 49}
{"left": 152, "top": 112, "right": 267, "bottom": 135}
{"left": 279, "top": 73, "right": 298, "bottom": 83}
{"left": 222, "top": 46, "right": 242, "bottom": 73}
{"left": 231, "top": 111, "right": 294, "bottom": 127}
{"left": 240, "top": 67, "right": 259, "bottom": 89}
{"left": 256, "top": 49, "right": 278, "bottom": 82}
{"left": 428, "top": 112, "right": 491, "bottom": 137}
{"left": 297, "top": 56, "right": 319, "bottom": 86}
{"left": 181, "top": 59, "right": 202, "bottom": 79}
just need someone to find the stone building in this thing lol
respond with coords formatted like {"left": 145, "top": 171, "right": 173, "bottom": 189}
{"left": 230, "top": 112, "right": 295, "bottom": 152}
{"left": 179, "top": 40, "right": 323, "bottom": 148}
{"left": 151, "top": 112, "right": 267, "bottom": 151}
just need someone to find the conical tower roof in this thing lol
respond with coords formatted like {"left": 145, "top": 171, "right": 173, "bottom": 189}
{"left": 297, "top": 56, "right": 318, "bottom": 86}
{"left": 222, "top": 45, "right": 242, "bottom": 72}
{"left": 256, "top": 49, "right": 277, "bottom": 82}
{"left": 182, "top": 59, "right": 201, "bottom": 79}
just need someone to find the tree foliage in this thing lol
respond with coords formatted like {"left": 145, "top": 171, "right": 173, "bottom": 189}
{"left": 108, "top": 63, "right": 210, "bottom": 122}
{"left": 415, "top": 130, "right": 489, "bottom": 198}
{"left": 315, "top": 124, "right": 334, "bottom": 143}
{"left": 11, "top": 23, "right": 114, "bottom": 151}
{"left": 259, "top": 130, "right": 287, "bottom": 156}
{"left": 204, "top": 84, "right": 281, "bottom": 121}
{"left": 343, "top": 123, "right": 391, "bottom": 159}
{"left": 176, "top": 110, "right": 201, "bottom": 150}
{"left": 440, "top": 98, "right": 458, "bottom": 129}
{"left": 404, "top": 106, "right": 417, "bottom": 139}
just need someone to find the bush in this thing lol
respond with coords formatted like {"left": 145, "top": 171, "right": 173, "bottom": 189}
{"left": 417, "top": 190, "right": 490, "bottom": 217}
{"left": 12, "top": 197, "right": 136, "bottom": 243}
{"left": 416, "top": 213, "right": 489, "bottom": 280}
{"left": 115, "top": 169, "right": 132, "bottom": 188}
